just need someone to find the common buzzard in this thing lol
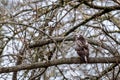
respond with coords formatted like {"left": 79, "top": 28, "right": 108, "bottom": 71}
{"left": 75, "top": 34, "right": 89, "bottom": 62}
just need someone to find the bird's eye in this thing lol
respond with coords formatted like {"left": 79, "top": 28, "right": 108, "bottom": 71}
{"left": 81, "top": 48, "right": 84, "bottom": 50}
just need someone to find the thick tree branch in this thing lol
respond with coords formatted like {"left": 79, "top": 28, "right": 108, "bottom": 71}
{"left": 64, "top": 5, "right": 120, "bottom": 36}
{"left": 29, "top": 37, "right": 73, "bottom": 48}
{"left": 0, "top": 57, "right": 120, "bottom": 73}
{"left": 29, "top": 37, "right": 116, "bottom": 54}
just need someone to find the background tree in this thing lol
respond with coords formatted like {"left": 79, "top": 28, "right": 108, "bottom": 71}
{"left": 0, "top": 0, "right": 120, "bottom": 80}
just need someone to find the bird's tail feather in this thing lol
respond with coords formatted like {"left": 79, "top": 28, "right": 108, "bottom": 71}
{"left": 84, "top": 56, "right": 87, "bottom": 62}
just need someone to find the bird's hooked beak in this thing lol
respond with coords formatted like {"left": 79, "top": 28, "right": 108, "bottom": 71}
{"left": 75, "top": 34, "right": 83, "bottom": 38}
{"left": 75, "top": 34, "right": 79, "bottom": 38}
{"left": 74, "top": 34, "right": 79, "bottom": 41}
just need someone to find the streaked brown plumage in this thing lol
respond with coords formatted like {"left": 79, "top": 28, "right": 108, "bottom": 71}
{"left": 75, "top": 34, "right": 89, "bottom": 62}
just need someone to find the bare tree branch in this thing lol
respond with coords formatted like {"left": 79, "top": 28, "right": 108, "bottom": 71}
{"left": 84, "top": 1, "right": 120, "bottom": 10}
{"left": 64, "top": 8, "right": 118, "bottom": 36}
{"left": 0, "top": 57, "right": 120, "bottom": 73}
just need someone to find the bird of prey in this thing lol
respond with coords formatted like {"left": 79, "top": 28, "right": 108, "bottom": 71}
{"left": 75, "top": 34, "right": 89, "bottom": 62}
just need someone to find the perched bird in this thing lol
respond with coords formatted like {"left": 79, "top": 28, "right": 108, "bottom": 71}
{"left": 75, "top": 34, "right": 89, "bottom": 62}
